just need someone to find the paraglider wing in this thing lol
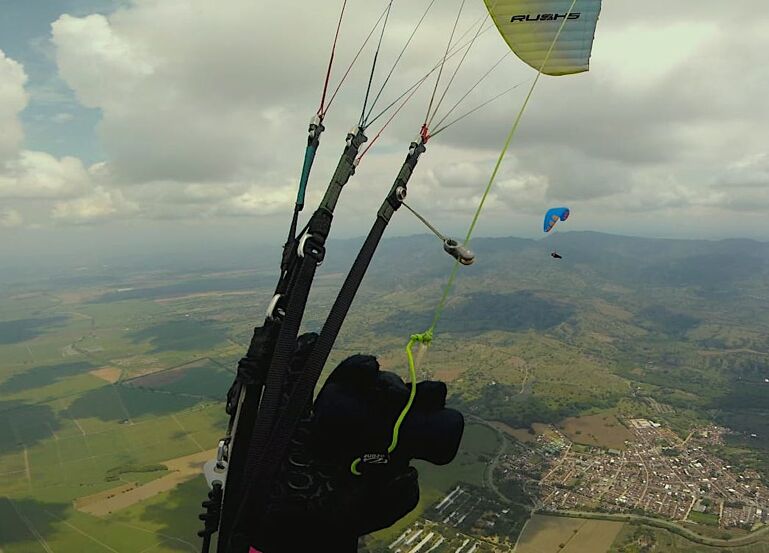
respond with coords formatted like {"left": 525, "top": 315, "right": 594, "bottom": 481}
{"left": 544, "top": 207, "right": 570, "bottom": 232}
{"left": 483, "top": 0, "right": 602, "bottom": 76}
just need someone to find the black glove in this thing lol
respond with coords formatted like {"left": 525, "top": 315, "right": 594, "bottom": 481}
{"left": 312, "top": 353, "right": 464, "bottom": 470}
{"left": 250, "top": 346, "right": 464, "bottom": 552}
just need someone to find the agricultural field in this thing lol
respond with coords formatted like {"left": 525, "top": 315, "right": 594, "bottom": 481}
{"left": 0, "top": 278, "right": 244, "bottom": 552}
{"left": 609, "top": 523, "right": 769, "bottom": 553}
{"left": 515, "top": 514, "right": 624, "bottom": 553}
{"left": 557, "top": 414, "right": 632, "bottom": 450}
{"left": 3, "top": 233, "right": 769, "bottom": 551}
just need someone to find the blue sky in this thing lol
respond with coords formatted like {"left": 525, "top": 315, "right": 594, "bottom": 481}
{"left": 0, "top": 0, "right": 125, "bottom": 162}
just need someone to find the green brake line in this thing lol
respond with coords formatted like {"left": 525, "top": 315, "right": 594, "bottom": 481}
{"left": 354, "top": 0, "right": 582, "bottom": 476}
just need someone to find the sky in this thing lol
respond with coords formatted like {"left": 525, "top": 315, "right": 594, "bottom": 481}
{"left": 1, "top": 0, "right": 769, "bottom": 263}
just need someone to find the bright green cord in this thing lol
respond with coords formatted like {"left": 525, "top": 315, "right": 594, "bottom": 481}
{"left": 390, "top": 331, "right": 431, "bottom": 451}
{"left": 428, "top": 0, "right": 578, "bottom": 334}
{"left": 351, "top": 331, "right": 431, "bottom": 475}
{"left": 351, "top": 0, "right": 579, "bottom": 476}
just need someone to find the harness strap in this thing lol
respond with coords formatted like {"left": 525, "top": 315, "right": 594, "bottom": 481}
{"left": 233, "top": 141, "right": 426, "bottom": 531}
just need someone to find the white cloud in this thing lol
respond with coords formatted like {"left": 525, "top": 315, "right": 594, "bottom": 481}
{"left": 0, "top": 208, "right": 23, "bottom": 229}
{"left": 717, "top": 153, "right": 769, "bottom": 189}
{"left": 0, "top": 0, "right": 765, "bottom": 242}
{"left": 51, "top": 185, "right": 137, "bottom": 223}
{"left": 431, "top": 161, "right": 490, "bottom": 190}
{"left": 50, "top": 7, "right": 323, "bottom": 184}
{"left": 0, "top": 150, "right": 93, "bottom": 199}
{"left": 0, "top": 49, "right": 29, "bottom": 162}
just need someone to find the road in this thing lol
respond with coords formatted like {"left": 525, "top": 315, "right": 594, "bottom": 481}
{"left": 470, "top": 416, "right": 513, "bottom": 504}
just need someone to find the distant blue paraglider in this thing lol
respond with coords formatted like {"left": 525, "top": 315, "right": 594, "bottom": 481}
{"left": 543, "top": 207, "right": 570, "bottom": 233}
{"left": 544, "top": 207, "right": 570, "bottom": 259}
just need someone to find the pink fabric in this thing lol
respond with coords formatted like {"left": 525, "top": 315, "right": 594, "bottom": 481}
{"left": 249, "top": 548, "right": 262, "bottom": 553}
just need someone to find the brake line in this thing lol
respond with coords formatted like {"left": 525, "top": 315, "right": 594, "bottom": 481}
{"left": 398, "top": 0, "right": 582, "bottom": 465}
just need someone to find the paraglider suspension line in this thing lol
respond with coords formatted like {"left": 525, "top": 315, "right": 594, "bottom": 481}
{"left": 324, "top": 2, "right": 392, "bottom": 116}
{"left": 359, "top": 0, "right": 394, "bottom": 128}
{"left": 423, "top": 0, "right": 466, "bottom": 130}
{"left": 318, "top": 0, "right": 349, "bottom": 115}
{"left": 427, "top": 3, "right": 486, "bottom": 129}
{"left": 363, "top": 0, "right": 437, "bottom": 125}
{"left": 423, "top": 0, "right": 579, "bottom": 338}
{"left": 364, "top": 20, "right": 494, "bottom": 129}
{"left": 357, "top": 75, "right": 426, "bottom": 163}
{"left": 431, "top": 78, "right": 526, "bottom": 136}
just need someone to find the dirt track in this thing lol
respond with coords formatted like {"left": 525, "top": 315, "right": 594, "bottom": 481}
{"left": 75, "top": 449, "right": 215, "bottom": 516}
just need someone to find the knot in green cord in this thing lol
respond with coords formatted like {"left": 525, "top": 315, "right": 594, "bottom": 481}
{"left": 411, "top": 329, "right": 433, "bottom": 345}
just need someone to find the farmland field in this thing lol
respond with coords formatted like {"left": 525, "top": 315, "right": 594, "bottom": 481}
{"left": 609, "top": 524, "right": 769, "bottom": 553}
{"left": 4, "top": 233, "right": 769, "bottom": 551}
{"left": 515, "top": 515, "right": 624, "bottom": 553}
{"left": 557, "top": 414, "right": 633, "bottom": 450}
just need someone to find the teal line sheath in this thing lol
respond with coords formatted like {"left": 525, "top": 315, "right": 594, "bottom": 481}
{"left": 296, "top": 143, "right": 318, "bottom": 208}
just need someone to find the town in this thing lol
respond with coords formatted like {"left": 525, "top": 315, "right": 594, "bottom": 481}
{"left": 498, "top": 419, "right": 769, "bottom": 531}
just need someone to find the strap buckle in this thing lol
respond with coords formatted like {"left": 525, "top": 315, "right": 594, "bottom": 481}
{"left": 297, "top": 230, "right": 325, "bottom": 265}
{"left": 216, "top": 438, "right": 230, "bottom": 467}
{"left": 266, "top": 294, "right": 284, "bottom": 321}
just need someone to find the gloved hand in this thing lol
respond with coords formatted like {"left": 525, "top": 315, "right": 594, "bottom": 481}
{"left": 312, "top": 353, "right": 464, "bottom": 471}
{"left": 309, "top": 353, "right": 464, "bottom": 535}
{"left": 250, "top": 345, "right": 464, "bottom": 552}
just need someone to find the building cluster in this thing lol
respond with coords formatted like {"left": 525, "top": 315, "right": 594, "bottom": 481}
{"left": 383, "top": 486, "right": 516, "bottom": 553}
{"left": 498, "top": 419, "right": 769, "bottom": 530}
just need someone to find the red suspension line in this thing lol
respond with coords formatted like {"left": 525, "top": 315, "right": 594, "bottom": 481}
{"left": 318, "top": 0, "right": 349, "bottom": 116}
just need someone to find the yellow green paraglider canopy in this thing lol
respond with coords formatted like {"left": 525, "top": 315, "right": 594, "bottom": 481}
{"left": 484, "top": 0, "right": 602, "bottom": 76}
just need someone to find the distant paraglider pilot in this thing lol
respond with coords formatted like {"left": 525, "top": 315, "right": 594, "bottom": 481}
{"left": 544, "top": 207, "right": 569, "bottom": 260}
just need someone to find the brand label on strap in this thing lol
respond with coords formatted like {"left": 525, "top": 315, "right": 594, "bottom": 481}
{"left": 361, "top": 453, "right": 389, "bottom": 465}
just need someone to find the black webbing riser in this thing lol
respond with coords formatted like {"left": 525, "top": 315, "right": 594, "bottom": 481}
{"left": 235, "top": 142, "right": 426, "bottom": 538}
{"left": 234, "top": 216, "right": 389, "bottom": 539}
{"left": 215, "top": 381, "right": 260, "bottom": 547}
{"left": 247, "top": 248, "right": 321, "bottom": 452}
{"left": 216, "top": 319, "right": 280, "bottom": 551}
{"left": 236, "top": 257, "right": 319, "bottom": 493}
{"left": 224, "top": 132, "right": 367, "bottom": 551}
{"left": 216, "top": 250, "right": 313, "bottom": 552}
{"left": 216, "top": 235, "right": 303, "bottom": 551}
{"left": 235, "top": 131, "right": 363, "bottom": 496}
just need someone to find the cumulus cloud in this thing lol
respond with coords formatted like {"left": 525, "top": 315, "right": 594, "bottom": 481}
{"left": 0, "top": 0, "right": 767, "bottom": 241}
{"left": 51, "top": 7, "right": 323, "bottom": 184}
{"left": 717, "top": 153, "right": 769, "bottom": 189}
{"left": 0, "top": 151, "right": 93, "bottom": 199}
{"left": 51, "top": 185, "right": 138, "bottom": 223}
{"left": 0, "top": 208, "right": 23, "bottom": 229}
{"left": 0, "top": 49, "right": 28, "bottom": 161}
